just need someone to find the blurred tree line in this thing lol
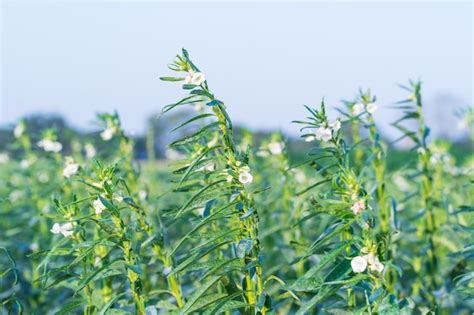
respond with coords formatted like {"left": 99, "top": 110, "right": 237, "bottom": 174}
{"left": 0, "top": 111, "right": 471, "bottom": 169}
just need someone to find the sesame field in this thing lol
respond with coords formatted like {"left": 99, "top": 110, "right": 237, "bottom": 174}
{"left": 0, "top": 50, "right": 473, "bottom": 314}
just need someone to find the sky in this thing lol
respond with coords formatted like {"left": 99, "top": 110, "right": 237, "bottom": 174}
{"left": 0, "top": 1, "right": 472, "bottom": 139}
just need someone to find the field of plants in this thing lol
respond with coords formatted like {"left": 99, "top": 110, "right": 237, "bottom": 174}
{"left": 0, "top": 50, "right": 473, "bottom": 314}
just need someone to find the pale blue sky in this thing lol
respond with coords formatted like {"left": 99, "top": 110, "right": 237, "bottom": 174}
{"left": 1, "top": 1, "right": 472, "bottom": 139}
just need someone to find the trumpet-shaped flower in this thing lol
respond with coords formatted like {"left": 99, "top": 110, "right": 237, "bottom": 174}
{"left": 351, "top": 199, "right": 366, "bottom": 215}
{"left": 63, "top": 160, "right": 79, "bottom": 178}
{"left": 352, "top": 103, "right": 365, "bottom": 115}
{"left": 238, "top": 170, "right": 253, "bottom": 185}
{"left": 367, "top": 252, "right": 385, "bottom": 273}
{"left": 38, "top": 139, "right": 63, "bottom": 152}
{"left": 268, "top": 142, "right": 284, "bottom": 155}
{"left": 329, "top": 119, "right": 341, "bottom": 132}
{"left": 14, "top": 123, "right": 25, "bottom": 138}
{"left": 366, "top": 103, "right": 378, "bottom": 114}
{"left": 315, "top": 127, "right": 332, "bottom": 142}
{"left": 93, "top": 198, "right": 106, "bottom": 215}
{"left": 100, "top": 127, "right": 114, "bottom": 141}
{"left": 0, "top": 153, "right": 9, "bottom": 164}
{"left": 351, "top": 252, "right": 384, "bottom": 273}
{"left": 351, "top": 255, "right": 368, "bottom": 273}
{"left": 50, "top": 222, "right": 74, "bottom": 237}
{"left": 305, "top": 135, "right": 316, "bottom": 142}
{"left": 85, "top": 143, "right": 96, "bottom": 159}
{"left": 184, "top": 70, "right": 206, "bottom": 85}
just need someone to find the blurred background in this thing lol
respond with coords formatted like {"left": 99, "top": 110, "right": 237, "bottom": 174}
{"left": 0, "top": 0, "right": 472, "bottom": 158}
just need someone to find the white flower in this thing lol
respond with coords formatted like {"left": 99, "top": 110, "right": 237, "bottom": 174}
{"left": 85, "top": 143, "right": 96, "bottom": 159}
{"left": 30, "top": 242, "right": 39, "bottom": 251}
{"left": 184, "top": 70, "right": 206, "bottom": 85}
{"left": 100, "top": 128, "right": 114, "bottom": 141}
{"left": 163, "top": 266, "right": 172, "bottom": 276}
{"left": 416, "top": 147, "right": 425, "bottom": 155}
{"left": 457, "top": 116, "right": 469, "bottom": 130}
{"left": 238, "top": 170, "right": 253, "bottom": 185}
{"left": 38, "top": 139, "right": 62, "bottom": 152}
{"left": 305, "top": 135, "right": 316, "bottom": 142}
{"left": 50, "top": 222, "right": 74, "bottom": 237}
{"left": 50, "top": 223, "right": 61, "bottom": 234}
{"left": 93, "top": 198, "right": 106, "bottom": 215}
{"left": 367, "top": 253, "right": 384, "bottom": 273}
{"left": 20, "top": 159, "right": 31, "bottom": 169}
{"left": 0, "top": 153, "right": 9, "bottom": 164}
{"left": 329, "top": 119, "right": 341, "bottom": 132}
{"left": 352, "top": 103, "right": 365, "bottom": 115}
{"left": 63, "top": 161, "right": 79, "bottom": 178}
{"left": 351, "top": 253, "right": 384, "bottom": 273}
{"left": 351, "top": 200, "right": 366, "bottom": 215}
{"left": 351, "top": 255, "right": 368, "bottom": 273}
{"left": 366, "top": 103, "right": 378, "bottom": 114}
{"left": 14, "top": 123, "right": 25, "bottom": 138}
{"left": 139, "top": 190, "right": 148, "bottom": 201}
{"left": 194, "top": 102, "right": 205, "bottom": 112}
{"left": 268, "top": 142, "right": 284, "bottom": 155}
{"left": 315, "top": 127, "right": 332, "bottom": 142}
{"left": 38, "top": 173, "right": 49, "bottom": 183}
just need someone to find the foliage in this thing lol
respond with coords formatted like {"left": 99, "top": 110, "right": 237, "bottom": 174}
{"left": 0, "top": 50, "right": 472, "bottom": 315}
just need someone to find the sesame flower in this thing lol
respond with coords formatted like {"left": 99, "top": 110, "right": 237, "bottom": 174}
{"left": 238, "top": 168, "right": 253, "bottom": 185}
{"left": 93, "top": 198, "right": 106, "bottom": 215}
{"left": 352, "top": 103, "right": 365, "bottom": 115}
{"left": 63, "top": 159, "right": 79, "bottom": 178}
{"left": 163, "top": 266, "right": 172, "bottom": 276}
{"left": 85, "top": 143, "right": 96, "bottom": 159}
{"left": 268, "top": 141, "right": 284, "bottom": 155}
{"left": 351, "top": 253, "right": 384, "bottom": 273}
{"left": 351, "top": 199, "right": 366, "bottom": 215}
{"left": 315, "top": 126, "right": 332, "bottom": 142}
{"left": 351, "top": 255, "right": 368, "bottom": 273}
{"left": 139, "top": 190, "right": 148, "bottom": 201}
{"left": 20, "top": 159, "right": 31, "bottom": 169}
{"left": 305, "top": 135, "right": 316, "bottom": 142}
{"left": 194, "top": 102, "right": 206, "bottom": 112}
{"left": 100, "top": 127, "right": 114, "bottom": 141}
{"left": 366, "top": 103, "right": 378, "bottom": 114}
{"left": 0, "top": 153, "right": 9, "bottom": 164}
{"left": 14, "top": 123, "right": 25, "bottom": 138}
{"left": 38, "top": 139, "right": 63, "bottom": 152}
{"left": 367, "top": 252, "right": 385, "bottom": 273}
{"left": 50, "top": 222, "right": 74, "bottom": 237}
{"left": 184, "top": 70, "right": 206, "bottom": 85}
{"left": 329, "top": 119, "right": 341, "bottom": 132}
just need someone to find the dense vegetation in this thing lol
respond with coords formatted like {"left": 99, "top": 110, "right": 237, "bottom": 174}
{"left": 1, "top": 50, "right": 472, "bottom": 314}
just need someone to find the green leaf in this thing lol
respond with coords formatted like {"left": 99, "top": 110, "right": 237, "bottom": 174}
{"left": 179, "top": 275, "right": 225, "bottom": 315}
{"left": 160, "top": 76, "right": 184, "bottom": 82}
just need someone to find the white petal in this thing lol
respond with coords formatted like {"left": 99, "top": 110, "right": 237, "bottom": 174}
{"left": 351, "top": 255, "right": 368, "bottom": 273}
{"left": 50, "top": 223, "right": 61, "bottom": 234}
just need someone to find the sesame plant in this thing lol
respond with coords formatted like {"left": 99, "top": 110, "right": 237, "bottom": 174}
{"left": 0, "top": 51, "right": 472, "bottom": 315}
{"left": 159, "top": 49, "right": 281, "bottom": 314}
{"left": 292, "top": 100, "right": 398, "bottom": 313}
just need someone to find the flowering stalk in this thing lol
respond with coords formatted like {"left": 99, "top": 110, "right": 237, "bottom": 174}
{"left": 294, "top": 101, "right": 391, "bottom": 312}
{"left": 98, "top": 113, "right": 185, "bottom": 307}
{"left": 161, "top": 49, "right": 269, "bottom": 313}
